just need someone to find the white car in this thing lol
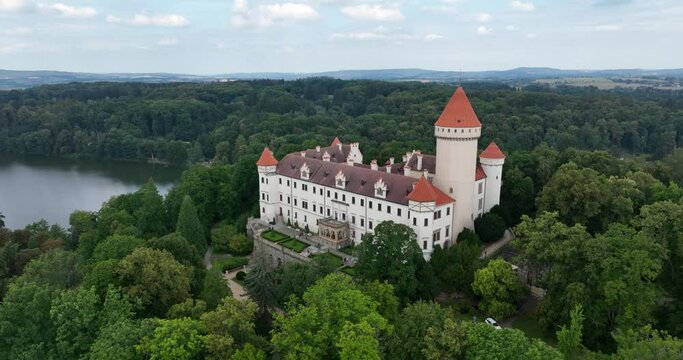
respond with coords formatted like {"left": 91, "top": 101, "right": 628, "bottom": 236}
{"left": 485, "top": 317, "right": 502, "bottom": 330}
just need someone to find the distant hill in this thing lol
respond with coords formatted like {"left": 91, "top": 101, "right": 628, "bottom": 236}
{"left": 1, "top": 67, "right": 683, "bottom": 89}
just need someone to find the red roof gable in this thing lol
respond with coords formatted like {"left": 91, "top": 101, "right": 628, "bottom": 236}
{"left": 331, "top": 137, "right": 342, "bottom": 147}
{"left": 256, "top": 147, "right": 278, "bottom": 166}
{"left": 407, "top": 176, "right": 454, "bottom": 206}
{"left": 434, "top": 87, "right": 482, "bottom": 128}
{"left": 476, "top": 165, "right": 487, "bottom": 180}
{"left": 480, "top": 141, "right": 506, "bottom": 159}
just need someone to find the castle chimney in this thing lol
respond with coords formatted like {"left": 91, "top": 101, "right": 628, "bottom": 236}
{"left": 423, "top": 169, "right": 429, "bottom": 178}
{"left": 386, "top": 164, "right": 392, "bottom": 173}
{"left": 301, "top": 152, "right": 306, "bottom": 157}
{"left": 323, "top": 151, "right": 331, "bottom": 162}
{"left": 371, "top": 159, "right": 378, "bottom": 171}
{"left": 416, "top": 152, "right": 423, "bottom": 171}
{"left": 389, "top": 157, "right": 395, "bottom": 165}
{"left": 402, "top": 155, "right": 407, "bottom": 162}
{"left": 316, "top": 145, "right": 321, "bottom": 152}
{"left": 337, "top": 143, "right": 343, "bottom": 151}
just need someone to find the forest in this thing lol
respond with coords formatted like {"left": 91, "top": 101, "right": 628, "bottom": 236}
{"left": 1, "top": 79, "right": 683, "bottom": 359}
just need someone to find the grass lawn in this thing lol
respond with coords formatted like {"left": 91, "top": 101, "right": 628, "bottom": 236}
{"left": 261, "top": 229, "right": 290, "bottom": 243}
{"left": 212, "top": 256, "right": 249, "bottom": 272}
{"left": 340, "top": 266, "right": 356, "bottom": 276}
{"left": 279, "top": 238, "right": 309, "bottom": 253}
{"left": 512, "top": 313, "right": 557, "bottom": 345}
{"left": 311, "top": 252, "right": 343, "bottom": 268}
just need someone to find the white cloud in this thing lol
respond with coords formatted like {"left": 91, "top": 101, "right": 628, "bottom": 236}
{"left": 526, "top": 33, "right": 537, "bottom": 38}
{"left": 0, "top": 26, "right": 32, "bottom": 35}
{"left": 331, "top": 31, "right": 386, "bottom": 40}
{"left": 594, "top": 24, "right": 622, "bottom": 31}
{"left": 157, "top": 38, "right": 178, "bottom": 46}
{"left": 341, "top": 4, "right": 404, "bottom": 21}
{"left": 38, "top": 3, "right": 97, "bottom": 17}
{"left": 477, "top": 13, "right": 492, "bottom": 23}
{"left": 0, "top": 0, "right": 27, "bottom": 11}
{"left": 0, "top": 43, "right": 27, "bottom": 53}
{"left": 424, "top": 33, "right": 443, "bottom": 41}
{"left": 108, "top": 14, "right": 189, "bottom": 27}
{"left": 476, "top": 25, "right": 492, "bottom": 35}
{"left": 259, "top": 3, "right": 319, "bottom": 21}
{"left": 231, "top": 1, "right": 319, "bottom": 27}
{"left": 511, "top": 0, "right": 534, "bottom": 11}
{"left": 505, "top": 24, "right": 517, "bottom": 31}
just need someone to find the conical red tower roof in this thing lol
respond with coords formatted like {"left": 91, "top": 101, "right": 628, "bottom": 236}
{"left": 434, "top": 87, "right": 481, "bottom": 128}
{"left": 256, "top": 147, "right": 278, "bottom": 166}
{"left": 407, "top": 176, "right": 454, "bottom": 205}
{"left": 331, "top": 137, "right": 342, "bottom": 147}
{"left": 480, "top": 141, "right": 506, "bottom": 159}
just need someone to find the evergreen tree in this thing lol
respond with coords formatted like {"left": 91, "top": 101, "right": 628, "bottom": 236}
{"left": 176, "top": 195, "right": 207, "bottom": 254}
{"left": 244, "top": 252, "right": 276, "bottom": 315}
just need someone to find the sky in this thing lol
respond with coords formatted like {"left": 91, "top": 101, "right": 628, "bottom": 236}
{"left": 0, "top": 0, "right": 681, "bottom": 74}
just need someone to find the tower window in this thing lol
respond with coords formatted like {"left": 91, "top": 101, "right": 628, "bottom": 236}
{"left": 449, "top": 187, "right": 453, "bottom": 194}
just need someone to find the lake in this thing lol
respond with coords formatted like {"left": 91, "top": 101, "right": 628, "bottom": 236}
{"left": 0, "top": 154, "right": 184, "bottom": 229}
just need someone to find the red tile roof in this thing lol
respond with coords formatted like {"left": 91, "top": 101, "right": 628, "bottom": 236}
{"left": 476, "top": 165, "right": 487, "bottom": 180}
{"left": 256, "top": 147, "right": 279, "bottom": 166}
{"left": 407, "top": 176, "right": 454, "bottom": 206}
{"left": 277, "top": 154, "right": 420, "bottom": 205}
{"left": 480, "top": 141, "right": 506, "bottom": 159}
{"left": 331, "top": 137, "right": 342, "bottom": 147}
{"left": 434, "top": 87, "right": 482, "bottom": 128}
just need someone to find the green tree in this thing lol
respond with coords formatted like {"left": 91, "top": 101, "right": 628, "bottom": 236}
{"left": 211, "top": 223, "right": 237, "bottom": 253}
{"left": 0, "top": 282, "right": 59, "bottom": 359}
{"left": 133, "top": 180, "right": 167, "bottom": 238}
{"left": 200, "top": 268, "right": 232, "bottom": 310}
{"left": 356, "top": 221, "right": 424, "bottom": 303}
{"left": 556, "top": 304, "right": 584, "bottom": 359}
{"left": 388, "top": 301, "right": 449, "bottom": 360}
{"left": 276, "top": 256, "right": 337, "bottom": 304}
{"left": 167, "top": 299, "right": 208, "bottom": 320}
{"left": 337, "top": 322, "right": 382, "bottom": 360}
{"left": 614, "top": 325, "right": 683, "bottom": 360}
{"left": 474, "top": 212, "right": 507, "bottom": 243}
{"left": 88, "top": 319, "right": 157, "bottom": 360}
{"left": 91, "top": 235, "right": 144, "bottom": 263}
{"left": 50, "top": 286, "right": 100, "bottom": 359}
{"left": 14, "top": 249, "right": 81, "bottom": 289}
{"left": 201, "top": 297, "right": 265, "bottom": 360}
{"left": 472, "top": 259, "right": 524, "bottom": 319}
{"left": 176, "top": 195, "right": 207, "bottom": 254}
{"left": 271, "top": 273, "right": 388, "bottom": 360}
{"left": 245, "top": 252, "right": 277, "bottom": 315}
{"left": 136, "top": 318, "right": 205, "bottom": 360}
{"left": 117, "top": 247, "right": 192, "bottom": 317}
{"left": 464, "top": 322, "right": 562, "bottom": 359}
{"left": 422, "top": 318, "right": 468, "bottom": 360}
{"left": 230, "top": 343, "right": 267, "bottom": 360}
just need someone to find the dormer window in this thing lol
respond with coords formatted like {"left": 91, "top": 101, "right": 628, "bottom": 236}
{"left": 374, "top": 178, "right": 387, "bottom": 199}
{"left": 300, "top": 163, "right": 310, "bottom": 180}
{"left": 335, "top": 170, "right": 346, "bottom": 189}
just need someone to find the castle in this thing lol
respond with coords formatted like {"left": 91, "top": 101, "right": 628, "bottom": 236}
{"left": 256, "top": 87, "right": 505, "bottom": 259}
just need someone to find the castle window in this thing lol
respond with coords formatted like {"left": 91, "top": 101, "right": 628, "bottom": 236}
{"left": 342, "top": 194, "right": 346, "bottom": 202}
{"left": 397, "top": 208, "right": 402, "bottom": 217}
{"left": 302, "top": 201, "right": 308, "bottom": 209}
{"left": 413, "top": 217, "right": 417, "bottom": 226}
{"left": 361, "top": 199, "right": 365, "bottom": 206}
{"left": 300, "top": 163, "right": 311, "bottom": 180}
{"left": 374, "top": 178, "right": 387, "bottom": 199}
{"left": 369, "top": 201, "right": 373, "bottom": 209}
{"left": 378, "top": 203, "right": 382, "bottom": 211}
{"left": 294, "top": 199, "right": 298, "bottom": 206}
{"left": 352, "top": 197, "right": 356, "bottom": 205}
{"left": 279, "top": 178, "right": 282, "bottom": 184}
{"left": 327, "top": 190, "right": 330, "bottom": 197}
{"left": 449, "top": 187, "right": 453, "bottom": 194}
{"left": 352, "top": 216, "right": 356, "bottom": 224}
{"left": 342, "top": 213, "right": 346, "bottom": 221}
{"left": 294, "top": 182, "right": 297, "bottom": 189}
{"left": 369, "top": 221, "right": 373, "bottom": 230}
{"left": 262, "top": 207, "right": 265, "bottom": 213}
{"left": 287, "top": 197, "right": 291, "bottom": 204}
{"left": 387, "top": 205, "right": 391, "bottom": 214}
{"left": 261, "top": 177, "right": 264, "bottom": 184}
{"left": 287, "top": 180, "right": 290, "bottom": 186}
{"left": 446, "top": 207, "right": 450, "bottom": 216}
{"left": 446, "top": 226, "right": 450, "bottom": 238}
{"left": 335, "top": 192, "right": 338, "bottom": 200}
{"left": 361, "top": 218, "right": 365, "bottom": 227}
{"left": 335, "top": 170, "right": 346, "bottom": 189}
{"left": 423, "top": 241, "right": 427, "bottom": 250}
{"left": 478, "top": 198, "right": 484, "bottom": 210}
{"left": 424, "top": 218, "right": 429, "bottom": 227}
{"left": 327, "top": 209, "right": 331, "bottom": 216}
{"left": 280, "top": 194, "right": 283, "bottom": 201}
{"left": 313, "top": 204, "right": 316, "bottom": 212}
{"left": 478, "top": 182, "right": 483, "bottom": 194}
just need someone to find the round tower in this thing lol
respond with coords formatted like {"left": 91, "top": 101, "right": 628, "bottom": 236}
{"left": 256, "top": 147, "right": 279, "bottom": 224}
{"left": 480, "top": 141, "right": 506, "bottom": 213}
{"left": 432, "top": 87, "right": 481, "bottom": 237}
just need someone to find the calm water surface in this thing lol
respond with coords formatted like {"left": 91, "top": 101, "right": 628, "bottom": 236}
{"left": 0, "top": 154, "right": 184, "bottom": 229}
